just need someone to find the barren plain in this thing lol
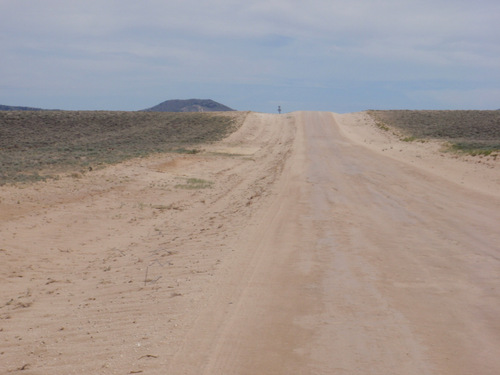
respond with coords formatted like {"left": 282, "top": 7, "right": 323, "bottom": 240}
{"left": 1, "top": 111, "right": 499, "bottom": 374}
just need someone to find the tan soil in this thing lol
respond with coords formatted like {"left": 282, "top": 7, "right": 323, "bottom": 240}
{"left": 1, "top": 111, "right": 499, "bottom": 374}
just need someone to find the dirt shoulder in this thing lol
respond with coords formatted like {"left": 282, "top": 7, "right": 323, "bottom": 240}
{"left": 334, "top": 112, "right": 500, "bottom": 198}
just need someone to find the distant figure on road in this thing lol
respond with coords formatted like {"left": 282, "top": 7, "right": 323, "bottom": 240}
{"left": 278, "top": 106, "right": 281, "bottom": 114}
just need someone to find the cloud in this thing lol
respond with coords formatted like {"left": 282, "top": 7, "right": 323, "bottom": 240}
{"left": 1, "top": 0, "right": 499, "bottom": 111}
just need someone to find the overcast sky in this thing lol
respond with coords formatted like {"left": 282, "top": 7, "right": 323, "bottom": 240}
{"left": 1, "top": 0, "right": 499, "bottom": 113}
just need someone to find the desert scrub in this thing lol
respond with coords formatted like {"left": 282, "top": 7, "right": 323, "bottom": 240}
{"left": 175, "top": 178, "right": 213, "bottom": 189}
{"left": 367, "top": 110, "right": 500, "bottom": 155}
{"left": 448, "top": 141, "right": 500, "bottom": 157}
{"left": 401, "top": 136, "right": 426, "bottom": 143}
{"left": 0, "top": 110, "right": 247, "bottom": 185}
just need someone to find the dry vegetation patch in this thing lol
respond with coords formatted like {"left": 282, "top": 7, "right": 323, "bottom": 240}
{"left": 367, "top": 110, "right": 500, "bottom": 157}
{"left": 0, "top": 111, "right": 246, "bottom": 185}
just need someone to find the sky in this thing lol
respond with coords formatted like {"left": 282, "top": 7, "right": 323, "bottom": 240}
{"left": 1, "top": 0, "right": 499, "bottom": 113}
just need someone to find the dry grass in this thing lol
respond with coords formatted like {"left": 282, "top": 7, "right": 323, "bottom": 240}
{"left": 367, "top": 110, "right": 500, "bottom": 156}
{"left": 0, "top": 111, "right": 247, "bottom": 185}
{"left": 174, "top": 178, "right": 213, "bottom": 190}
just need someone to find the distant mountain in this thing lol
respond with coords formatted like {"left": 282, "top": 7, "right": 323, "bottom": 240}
{"left": 0, "top": 104, "right": 45, "bottom": 111}
{"left": 142, "top": 99, "right": 234, "bottom": 112}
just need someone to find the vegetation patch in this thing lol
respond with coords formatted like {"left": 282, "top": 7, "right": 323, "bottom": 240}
{"left": 374, "top": 119, "right": 390, "bottom": 132}
{"left": 367, "top": 110, "right": 500, "bottom": 156}
{"left": 448, "top": 142, "right": 499, "bottom": 157}
{"left": 172, "top": 148, "right": 201, "bottom": 154}
{"left": 0, "top": 111, "right": 247, "bottom": 185}
{"left": 175, "top": 178, "right": 213, "bottom": 189}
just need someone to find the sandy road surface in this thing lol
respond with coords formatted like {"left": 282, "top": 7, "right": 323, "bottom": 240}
{"left": 1, "top": 111, "right": 499, "bottom": 374}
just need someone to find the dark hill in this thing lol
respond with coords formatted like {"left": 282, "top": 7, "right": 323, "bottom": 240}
{"left": 0, "top": 104, "right": 45, "bottom": 111}
{"left": 142, "top": 99, "right": 234, "bottom": 112}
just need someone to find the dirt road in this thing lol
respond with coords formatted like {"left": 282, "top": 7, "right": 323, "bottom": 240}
{"left": 1, "top": 112, "right": 499, "bottom": 374}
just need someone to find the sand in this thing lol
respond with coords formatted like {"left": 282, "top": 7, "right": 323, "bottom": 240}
{"left": 1, "top": 111, "right": 499, "bottom": 374}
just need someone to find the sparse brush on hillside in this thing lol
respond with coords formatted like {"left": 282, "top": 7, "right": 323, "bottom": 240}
{"left": 0, "top": 111, "right": 246, "bottom": 185}
{"left": 367, "top": 110, "right": 500, "bottom": 157}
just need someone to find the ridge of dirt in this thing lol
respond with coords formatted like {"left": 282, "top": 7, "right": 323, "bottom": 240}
{"left": 334, "top": 112, "right": 500, "bottom": 198}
